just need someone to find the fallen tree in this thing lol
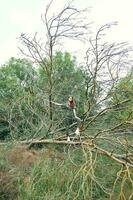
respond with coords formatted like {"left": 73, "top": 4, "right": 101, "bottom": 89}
{"left": 1, "top": 137, "right": 133, "bottom": 168}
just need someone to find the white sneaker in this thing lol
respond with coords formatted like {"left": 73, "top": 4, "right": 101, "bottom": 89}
{"left": 67, "top": 136, "right": 70, "bottom": 142}
{"left": 75, "top": 127, "right": 80, "bottom": 136}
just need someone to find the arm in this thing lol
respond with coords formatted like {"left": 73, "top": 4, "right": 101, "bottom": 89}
{"left": 51, "top": 101, "right": 68, "bottom": 109}
{"left": 51, "top": 101, "right": 64, "bottom": 106}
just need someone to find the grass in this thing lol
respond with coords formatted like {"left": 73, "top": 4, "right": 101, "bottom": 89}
{"left": 0, "top": 143, "right": 133, "bottom": 200}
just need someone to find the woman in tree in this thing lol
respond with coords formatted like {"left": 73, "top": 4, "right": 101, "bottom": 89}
{"left": 53, "top": 96, "right": 82, "bottom": 141}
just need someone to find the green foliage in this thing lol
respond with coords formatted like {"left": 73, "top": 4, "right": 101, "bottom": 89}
{"left": 0, "top": 53, "right": 87, "bottom": 140}
{"left": 0, "top": 58, "right": 36, "bottom": 140}
{"left": 0, "top": 54, "right": 132, "bottom": 140}
{"left": 0, "top": 54, "right": 132, "bottom": 200}
{"left": 0, "top": 57, "right": 33, "bottom": 99}
{"left": 53, "top": 52, "right": 86, "bottom": 114}
{"left": 35, "top": 51, "right": 86, "bottom": 137}
{"left": 106, "top": 72, "right": 133, "bottom": 126}
{"left": 38, "top": 51, "right": 85, "bottom": 106}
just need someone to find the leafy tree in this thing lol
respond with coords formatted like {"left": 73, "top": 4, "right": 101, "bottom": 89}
{"left": 38, "top": 51, "right": 85, "bottom": 110}
{"left": 0, "top": 53, "right": 86, "bottom": 140}
{"left": 0, "top": 58, "right": 36, "bottom": 140}
{"left": 36, "top": 51, "right": 86, "bottom": 137}
{"left": 106, "top": 72, "right": 133, "bottom": 128}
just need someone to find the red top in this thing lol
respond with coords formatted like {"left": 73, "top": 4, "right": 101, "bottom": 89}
{"left": 68, "top": 99, "right": 76, "bottom": 109}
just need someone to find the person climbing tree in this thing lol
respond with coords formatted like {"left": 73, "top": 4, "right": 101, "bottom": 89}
{"left": 52, "top": 96, "right": 82, "bottom": 141}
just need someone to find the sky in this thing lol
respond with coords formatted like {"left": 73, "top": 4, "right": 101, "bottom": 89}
{"left": 1, "top": 0, "right": 133, "bottom": 65}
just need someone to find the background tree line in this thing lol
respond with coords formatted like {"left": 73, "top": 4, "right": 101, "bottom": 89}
{"left": 0, "top": 52, "right": 132, "bottom": 140}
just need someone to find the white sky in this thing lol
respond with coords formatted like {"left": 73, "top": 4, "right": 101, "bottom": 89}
{"left": 1, "top": 0, "right": 133, "bottom": 65}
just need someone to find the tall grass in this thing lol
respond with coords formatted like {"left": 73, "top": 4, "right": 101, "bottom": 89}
{"left": 0, "top": 144, "right": 133, "bottom": 200}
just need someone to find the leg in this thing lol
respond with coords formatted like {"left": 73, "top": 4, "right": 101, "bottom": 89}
{"left": 75, "top": 127, "right": 80, "bottom": 136}
{"left": 65, "top": 115, "right": 71, "bottom": 142}
{"left": 75, "top": 118, "right": 82, "bottom": 138}
{"left": 65, "top": 127, "right": 70, "bottom": 141}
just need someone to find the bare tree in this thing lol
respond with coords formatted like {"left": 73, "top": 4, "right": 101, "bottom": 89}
{"left": 75, "top": 22, "right": 133, "bottom": 176}
{"left": 83, "top": 22, "right": 132, "bottom": 125}
{"left": 19, "top": 0, "right": 89, "bottom": 129}
{"left": 18, "top": 3, "right": 133, "bottom": 194}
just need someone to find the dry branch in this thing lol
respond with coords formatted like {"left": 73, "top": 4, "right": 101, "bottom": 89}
{"left": 1, "top": 138, "right": 133, "bottom": 168}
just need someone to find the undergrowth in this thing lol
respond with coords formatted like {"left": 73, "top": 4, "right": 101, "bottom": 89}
{"left": 0, "top": 143, "right": 133, "bottom": 200}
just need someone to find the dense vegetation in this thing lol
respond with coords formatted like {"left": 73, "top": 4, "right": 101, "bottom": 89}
{"left": 0, "top": 1, "right": 133, "bottom": 199}
{"left": 0, "top": 52, "right": 132, "bottom": 200}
